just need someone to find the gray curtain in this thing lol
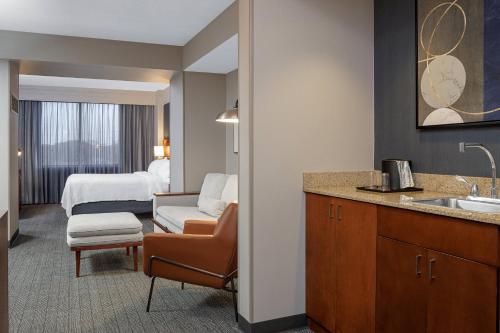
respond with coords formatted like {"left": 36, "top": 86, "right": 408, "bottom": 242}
{"left": 19, "top": 101, "right": 155, "bottom": 204}
{"left": 19, "top": 101, "right": 44, "bottom": 204}
{"left": 119, "top": 104, "right": 155, "bottom": 173}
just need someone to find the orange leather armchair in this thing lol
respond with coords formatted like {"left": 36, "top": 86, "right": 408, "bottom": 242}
{"left": 143, "top": 203, "right": 238, "bottom": 320}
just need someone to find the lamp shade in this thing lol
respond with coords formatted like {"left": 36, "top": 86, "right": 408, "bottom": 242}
{"left": 216, "top": 109, "right": 239, "bottom": 123}
{"left": 154, "top": 146, "right": 165, "bottom": 158}
{"left": 216, "top": 100, "right": 239, "bottom": 123}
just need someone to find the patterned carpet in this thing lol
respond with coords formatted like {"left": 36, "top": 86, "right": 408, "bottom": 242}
{"left": 9, "top": 205, "right": 311, "bottom": 333}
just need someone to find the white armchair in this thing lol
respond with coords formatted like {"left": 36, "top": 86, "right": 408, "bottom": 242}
{"left": 152, "top": 173, "right": 238, "bottom": 233}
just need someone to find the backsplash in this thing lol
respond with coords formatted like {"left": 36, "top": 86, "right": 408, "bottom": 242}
{"left": 304, "top": 171, "right": 500, "bottom": 198}
{"left": 303, "top": 171, "right": 374, "bottom": 189}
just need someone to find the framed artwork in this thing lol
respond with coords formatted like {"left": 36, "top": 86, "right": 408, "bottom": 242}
{"left": 417, "top": 0, "right": 500, "bottom": 128}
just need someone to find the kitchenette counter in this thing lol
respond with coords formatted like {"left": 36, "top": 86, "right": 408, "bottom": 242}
{"left": 304, "top": 171, "right": 500, "bottom": 225}
{"left": 305, "top": 172, "right": 500, "bottom": 333}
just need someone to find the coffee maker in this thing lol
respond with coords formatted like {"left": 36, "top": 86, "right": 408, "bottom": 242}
{"left": 381, "top": 159, "right": 414, "bottom": 191}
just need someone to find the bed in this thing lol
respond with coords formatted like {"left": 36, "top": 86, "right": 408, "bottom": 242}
{"left": 61, "top": 159, "right": 170, "bottom": 217}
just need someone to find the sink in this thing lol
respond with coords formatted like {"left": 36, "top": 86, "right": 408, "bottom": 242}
{"left": 413, "top": 197, "right": 500, "bottom": 214}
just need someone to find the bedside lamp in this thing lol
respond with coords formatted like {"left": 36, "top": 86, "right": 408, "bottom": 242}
{"left": 154, "top": 146, "right": 165, "bottom": 160}
{"left": 162, "top": 137, "right": 171, "bottom": 159}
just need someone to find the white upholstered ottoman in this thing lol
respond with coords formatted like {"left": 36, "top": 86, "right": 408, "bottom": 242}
{"left": 67, "top": 212, "right": 143, "bottom": 277}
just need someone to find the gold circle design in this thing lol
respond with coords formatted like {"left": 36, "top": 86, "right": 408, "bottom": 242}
{"left": 419, "top": 0, "right": 500, "bottom": 116}
{"left": 419, "top": 1, "right": 466, "bottom": 62}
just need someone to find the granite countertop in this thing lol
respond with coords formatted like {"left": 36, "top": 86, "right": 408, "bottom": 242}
{"left": 304, "top": 186, "right": 500, "bottom": 225}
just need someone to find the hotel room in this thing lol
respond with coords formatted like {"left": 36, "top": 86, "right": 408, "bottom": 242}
{"left": 3, "top": 0, "right": 500, "bottom": 333}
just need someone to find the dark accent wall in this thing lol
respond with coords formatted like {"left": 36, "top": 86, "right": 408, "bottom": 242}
{"left": 374, "top": 0, "right": 500, "bottom": 177}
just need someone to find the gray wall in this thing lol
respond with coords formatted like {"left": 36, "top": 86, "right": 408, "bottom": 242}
{"left": 225, "top": 69, "right": 238, "bottom": 174}
{"left": 20, "top": 85, "right": 158, "bottom": 105}
{"left": 239, "top": 0, "right": 374, "bottom": 323}
{"left": 169, "top": 72, "right": 184, "bottom": 192}
{"left": 0, "top": 30, "right": 182, "bottom": 70}
{"left": 184, "top": 72, "right": 227, "bottom": 192}
{"left": 183, "top": 1, "right": 238, "bottom": 70}
{"left": 9, "top": 62, "right": 19, "bottom": 241}
{"left": 0, "top": 60, "right": 19, "bottom": 241}
{"left": 375, "top": 0, "right": 500, "bottom": 177}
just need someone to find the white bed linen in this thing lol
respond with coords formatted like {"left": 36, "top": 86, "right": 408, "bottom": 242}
{"left": 61, "top": 171, "right": 168, "bottom": 217}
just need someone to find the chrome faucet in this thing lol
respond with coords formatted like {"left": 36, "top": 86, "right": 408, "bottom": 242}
{"left": 459, "top": 142, "right": 497, "bottom": 199}
{"left": 455, "top": 175, "right": 479, "bottom": 197}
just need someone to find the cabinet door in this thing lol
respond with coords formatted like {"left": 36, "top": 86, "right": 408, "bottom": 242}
{"left": 306, "top": 194, "right": 336, "bottom": 332}
{"left": 376, "top": 236, "right": 427, "bottom": 333}
{"left": 335, "top": 198, "right": 377, "bottom": 333}
{"left": 426, "top": 250, "right": 497, "bottom": 333}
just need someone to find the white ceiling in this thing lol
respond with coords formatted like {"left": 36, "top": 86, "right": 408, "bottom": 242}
{"left": 19, "top": 75, "right": 169, "bottom": 92}
{"left": 0, "top": 0, "right": 234, "bottom": 46}
{"left": 185, "top": 34, "right": 238, "bottom": 74}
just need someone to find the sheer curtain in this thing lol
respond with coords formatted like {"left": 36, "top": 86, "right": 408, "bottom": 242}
{"left": 19, "top": 101, "right": 154, "bottom": 204}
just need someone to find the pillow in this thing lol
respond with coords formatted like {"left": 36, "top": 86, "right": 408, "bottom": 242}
{"left": 155, "top": 159, "right": 170, "bottom": 182}
{"left": 148, "top": 159, "right": 170, "bottom": 183}
{"left": 198, "top": 197, "right": 227, "bottom": 217}
{"left": 147, "top": 160, "right": 161, "bottom": 174}
{"left": 197, "top": 173, "right": 228, "bottom": 207}
{"left": 221, "top": 174, "right": 238, "bottom": 204}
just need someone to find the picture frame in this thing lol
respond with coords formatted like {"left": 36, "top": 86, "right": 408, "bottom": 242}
{"left": 416, "top": 0, "right": 500, "bottom": 128}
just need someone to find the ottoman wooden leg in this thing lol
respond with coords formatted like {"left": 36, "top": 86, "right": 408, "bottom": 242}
{"left": 133, "top": 246, "right": 138, "bottom": 271}
{"left": 126, "top": 247, "right": 130, "bottom": 256}
{"left": 75, "top": 250, "right": 81, "bottom": 278}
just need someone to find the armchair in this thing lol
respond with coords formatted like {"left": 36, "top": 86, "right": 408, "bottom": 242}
{"left": 143, "top": 203, "right": 238, "bottom": 321}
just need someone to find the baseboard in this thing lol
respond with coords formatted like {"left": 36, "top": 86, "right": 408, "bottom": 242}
{"left": 9, "top": 228, "right": 19, "bottom": 248}
{"left": 238, "top": 313, "right": 307, "bottom": 333}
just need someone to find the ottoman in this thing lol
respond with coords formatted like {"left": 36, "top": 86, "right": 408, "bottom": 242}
{"left": 67, "top": 212, "right": 143, "bottom": 277}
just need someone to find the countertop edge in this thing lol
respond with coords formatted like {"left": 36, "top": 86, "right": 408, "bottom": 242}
{"left": 304, "top": 187, "right": 500, "bottom": 226}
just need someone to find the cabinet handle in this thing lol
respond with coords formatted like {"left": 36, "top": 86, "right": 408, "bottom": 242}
{"left": 415, "top": 255, "right": 422, "bottom": 276}
{"left": 337, "top": 205, "right": 343, "bottom": 221}
{"left": 428, "top": 258, "right": 436, "bottom": 281}
{"left": 328, "top": 203, "right": 335, "bottom": 219}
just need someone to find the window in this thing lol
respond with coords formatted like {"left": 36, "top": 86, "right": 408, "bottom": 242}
{"left": 40, "top": 102, "right": 120, "bottom": 167}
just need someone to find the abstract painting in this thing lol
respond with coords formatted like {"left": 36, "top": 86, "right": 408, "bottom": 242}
{"left": 417, "top": 0, "right": 500, "bottom": 127}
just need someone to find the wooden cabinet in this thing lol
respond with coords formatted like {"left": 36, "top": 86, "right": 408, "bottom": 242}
{"left": 377, "top": 207, "right": 498, "bottom": 333}
{"left": 306, "top": 194, "right": 500, "bottom": 333}
{"left": 306, "top": 194, "right": 377, "bottom": 333}
{"left": 376, "top": 237, "right": 427, "bottom": 333}
{"left": 306, "top": 194, "right": 336, "bottom": 332}
{"left": 335, "top": 198, "right": 376, "bottom": 333}
{"left": 0, "top": 212, "right": 7, "bottom": 333}
{"left": 425, "top": 251, "right": 497, "bottom": 333}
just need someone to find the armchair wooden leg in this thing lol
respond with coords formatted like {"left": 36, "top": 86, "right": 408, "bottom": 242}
{"left": 146, "top": 276, "right": 156, "bottom": 312}
{"left": 181, "top": 282, "right": 184, "bottom": 290}
{"left": 126, "top": 247, "right": 130, "bottom": 256}
{"left": 75, "top": 251, "right": 81, "bottom": 278}
{"left": 230, "top": 277, "right": 238, "bottom": 322}
{"left": 133, "top": 246, "right": 138, "bottom": 271}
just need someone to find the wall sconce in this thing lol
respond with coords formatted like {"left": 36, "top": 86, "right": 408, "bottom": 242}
{"left": 216, "top": 100, "right": 239, "bottom": 123}
{"left": 17, "top": 149, "right": 22, "bottom": 157}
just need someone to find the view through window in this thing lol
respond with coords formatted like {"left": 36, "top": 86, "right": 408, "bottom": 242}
{"left": 40, "top": 102, "right": 120, "bottom": 167}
